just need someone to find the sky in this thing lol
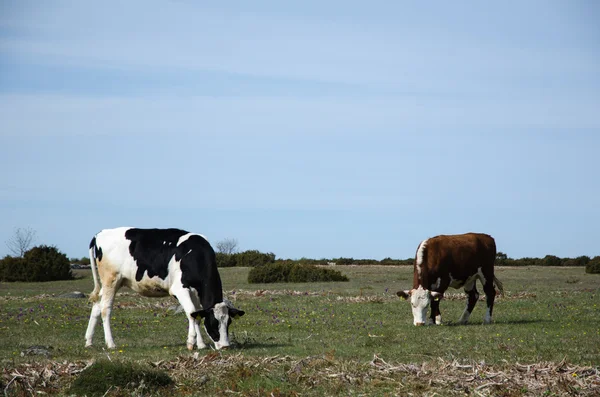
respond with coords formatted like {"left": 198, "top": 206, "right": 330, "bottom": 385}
{"left": 1, "top": 1, "right": 599, "bottom": 261}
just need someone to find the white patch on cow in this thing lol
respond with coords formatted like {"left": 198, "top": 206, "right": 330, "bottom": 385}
{"left": 178, "top": 233, "right": 210, "bottom": 248}
{"left": 431, "top": 277, "right": 441, "bottom": 290}
{"left": 416, "top": 239, "right": 428, "bottom": 276}
{"left": 409, "top": 286, "right": 430, "bottom": 326}
{"left": 177, "top": 233, "right": 194, "bottom": 246}
{"left": 435, "top": 314, "right": 442, "bottom": 325}
{"left": 211, "top": 302, "right": 231, "bottom": 349}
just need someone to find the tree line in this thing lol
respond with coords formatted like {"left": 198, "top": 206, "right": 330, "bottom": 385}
{"left": 2, "top": 229, "right": 599, "bottom": 282}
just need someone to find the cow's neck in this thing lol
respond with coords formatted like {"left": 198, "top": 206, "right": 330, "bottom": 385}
{"left": 413, "top": 262, "right": 429, "bottom": 289}
{"left": 196, "top": 271, "right": 224, "bottom": 310}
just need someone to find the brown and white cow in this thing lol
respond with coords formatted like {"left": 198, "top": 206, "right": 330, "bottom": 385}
{"left": 397, "top": 233, "right": 503, "bottom": 326}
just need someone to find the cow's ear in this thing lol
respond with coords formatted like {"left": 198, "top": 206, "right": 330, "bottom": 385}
{"left": 191, "top": 309, "right": 209, "bottom": 319}
{"left": 229, "top": 308, "right": 245, "bottom": 319}
{"left": 431, "top": 291, "right": 443, "bottom": 301}
{"left": 396, "top": 290, "right": 411, "bottom": 300}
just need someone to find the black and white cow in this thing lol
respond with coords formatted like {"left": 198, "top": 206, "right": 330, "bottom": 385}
{"left": 397, "top": 233, "right": 503, "bottom": 326}
{"left": 85, "top": 227, "right": 244, "bottom": 350}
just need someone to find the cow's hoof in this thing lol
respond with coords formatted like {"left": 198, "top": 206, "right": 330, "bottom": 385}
{"left": 187, "top": 343, "right": 194, "bottom": 351}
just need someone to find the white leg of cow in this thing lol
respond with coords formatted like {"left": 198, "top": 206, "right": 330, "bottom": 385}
{"left": 100, "top": 288, "right": 118, "bottom": 349}
{"left": 85, "top": 297, "right": 102, "bottom": 347}
{"left": 190, "top": 291, "right": 207, "bottom": 349}
{"left": 171, "top": 286, "right": 205, "bottom": 350}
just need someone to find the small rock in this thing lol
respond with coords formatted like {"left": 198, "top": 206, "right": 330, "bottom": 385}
{"left": 167, "top": 305, "right": 184, "bottom": 314}
{"left": 21, "top": 345, "right": 53, "bottom": 357}
{"left": 58, "top": 291, "right": 86, "bottom": 299}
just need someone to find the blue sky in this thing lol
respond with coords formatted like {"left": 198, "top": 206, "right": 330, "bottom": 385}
{"left": 1, "top": 1, "right": 599, "bottom": 260}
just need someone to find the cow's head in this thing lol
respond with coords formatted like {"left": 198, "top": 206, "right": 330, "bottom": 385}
{"left": 396, "top": 286, "right": 442, "bottom": 326}
{"left": 191, "top": 300, "right": 245, "bottom": 350}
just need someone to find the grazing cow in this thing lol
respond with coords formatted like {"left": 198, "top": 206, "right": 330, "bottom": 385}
{"left": 85, "top": 227, "right": 245, "bottom": 350}
{"left": 397, "top": 233, "right": 503, "bottom": 326}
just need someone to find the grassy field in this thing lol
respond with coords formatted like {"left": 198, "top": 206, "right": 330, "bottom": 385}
{"left": 1, "top": 266, "right": 599, "bottom": 396}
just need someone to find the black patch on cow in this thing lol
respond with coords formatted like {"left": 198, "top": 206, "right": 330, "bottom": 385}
{"left": 125, "top": 228, "right": 188, "bottom": 282}
{"left": 124, "top": 228, "right": 223, "bottom": 310}
{"left": 89, "top": 237, "right": 102, "bottom": 261}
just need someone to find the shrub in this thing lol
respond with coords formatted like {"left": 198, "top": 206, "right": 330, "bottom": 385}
{"left": 563, "top": 256, "right": 591, "bottom": 267}
{"left": 70, "top": 256, "right": 91, "bottom": 266}
{"left": 585, "top": 257, "right": 600, "bottom": 274}
{"left": 69, "top": 360, "right": 173, "bottom": 396}
{"left": 542, "top": 255, "right": 562, "bottom": 267}
{"left": 216, "top": 252, "right": 236, "bottom": 267}
{"left": 233, "top": 250, "right": 276, "bottom": 267}
{"left": 248, "top": 262, "right": 349, "bottom": 284}
{"left": 335, "top": 257, "right": 355, "bottom": 266}
{"left": 19, "top": 245, "right": 73, "bottom": 282}
{"left": 0, "top": 256, "right": 26, "bottom": 282}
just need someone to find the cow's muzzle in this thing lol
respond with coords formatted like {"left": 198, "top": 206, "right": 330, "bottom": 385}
{"left": 415, "top": 322, "right": 425, "bottom": 326}
{"left": 215, "top": 342, "right": 230, "bottom": 350}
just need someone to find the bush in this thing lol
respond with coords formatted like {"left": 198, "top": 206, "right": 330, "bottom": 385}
{"left": 0, "top": 256, "right": 26, "bottom": 282}
{"left": 585, "top": 257, "right": 600, "bottom": 274}
{"left": 69, "top": 360, "right": 172, "bottom": 396}
{"left": 0, "top": 245, "right": 76, "bottom": 282}
{"left": 234, "top": 250, "right": 276, "bottom": 267}
{"left": 216, "top": 252, "right": 236, "bottom": 267}
{"left": 70, "top": 256, "right": 91, "bottom": 266}
{"left": 248, "top": 262, "right": 349, "bottom": 284}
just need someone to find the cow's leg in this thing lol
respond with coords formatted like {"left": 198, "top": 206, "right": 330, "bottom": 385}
{"left": 99, "top": 285, "right": 118, "bottom": 349}
{"left": 189, "top": 291, "right": 207, "bottom": 349}
{"left": 458, "top": 281, "right": 479, "bottom": 324}
{"left": 429, "top": 298, "right": 442, "bottom": 325}
{"left": 482, "top": 278, "right": 497, "bottom": 324}
{"left": 85, "top": 288, "right": 103, "bottom": 347}
{"left": 171, "top": 286, "right": 205, "bottom": 350}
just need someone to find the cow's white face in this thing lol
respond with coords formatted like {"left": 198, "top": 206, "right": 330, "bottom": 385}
{"left": 397, "top": 286, "right": 442, "bottom": 326}
{"left": 192, "top": 301, "right": 245, "bottom": 350}
{"left": 409, "top": 286, "right": 430, "bottom": 326}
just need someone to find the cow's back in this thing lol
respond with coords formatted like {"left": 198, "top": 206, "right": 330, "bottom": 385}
{"left": 422, "top": 233, "right": 496, "bottom": 282}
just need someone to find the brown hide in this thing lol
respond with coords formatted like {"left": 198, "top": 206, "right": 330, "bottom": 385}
{"left": 413, "top": 233, "right": 496, "bottom": 292}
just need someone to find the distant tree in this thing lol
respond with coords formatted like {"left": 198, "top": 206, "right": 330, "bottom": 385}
{"left": 585, "top": 256, "right": 600, "bottom": 274}
{"left": 496, "top": 252, "right": 508, "bottom": 265}
{"left": 23, "top": 245, "right": 73, "bottom": 281}
{"left": 543, "top": 255, "right": 562, "bottom": 267}
{"left": 215, "top": 238, "right": 239, "bottom": 255}
{"left": 5, "top": 227, "right": 37, "bottom": 258}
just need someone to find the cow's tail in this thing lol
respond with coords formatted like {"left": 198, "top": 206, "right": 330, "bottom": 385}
{"left": 89, "top": 237, "right": 101, "bottom": 303}
{"left": 493, "top": 276, "right": 504, "bottom": 295}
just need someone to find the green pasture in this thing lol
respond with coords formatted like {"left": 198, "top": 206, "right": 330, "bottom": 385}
{"left": 1, "top": 266, "right": 599, "bottom": 396}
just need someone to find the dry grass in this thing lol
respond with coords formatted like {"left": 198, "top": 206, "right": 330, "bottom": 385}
{"left": 3, "top": 354, "right": 599, "bottom": 396}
